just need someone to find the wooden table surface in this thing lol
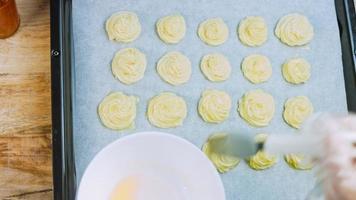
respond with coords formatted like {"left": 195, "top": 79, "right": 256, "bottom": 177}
{"left": 0, "top": 0, "right": 52, "bottom": 199}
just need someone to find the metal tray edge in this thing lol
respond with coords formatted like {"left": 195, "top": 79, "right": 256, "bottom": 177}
{"left": 49, "top": 0, "right": 356, "bottom": 199}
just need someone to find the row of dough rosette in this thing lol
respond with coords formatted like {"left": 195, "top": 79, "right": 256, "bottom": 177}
{"left": 98, "top": 89, "right": 313, "bottom": 130}
{"left": 106, "top": 11, "right": 314, "bottom": 46}
{"left": 111, "top": 48, "right": 311, "bottom": 86}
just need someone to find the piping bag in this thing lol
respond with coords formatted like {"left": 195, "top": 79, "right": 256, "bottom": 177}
{"left": 210, "top": 114, "right": 328, "bottom": 159}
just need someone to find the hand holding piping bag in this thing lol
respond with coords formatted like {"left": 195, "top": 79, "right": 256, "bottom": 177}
{"left": 308, "top": 114, "right": 356, "bottom": 200}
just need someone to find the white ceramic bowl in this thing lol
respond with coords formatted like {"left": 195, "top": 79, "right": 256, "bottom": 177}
{"left": 77, "top": 131, "right": 225, "bottom": 200}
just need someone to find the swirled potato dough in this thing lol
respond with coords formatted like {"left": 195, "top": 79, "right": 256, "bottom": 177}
{"left": 285, "top": 154, "right": 313, "bottom": 170}
{"left": 156, "top": 14, "right": 186, "bottom": 44}
{"left": 198, "top": 89, "right": 232, "bottom": 123}
{"left": 238, "top": 89, "right": 275, "bottom": 127}
{"left": 282, "top": 58, "right": 311, "bottom": 84}
{"left": 112, "top": 48, "right": 147, "bottom": 84}
{"left": 200, "top": 53, "right": 231, "bottom": 82}
{"left": 202, "top": 132, "right": 240, "bottom": 173}
{"left": 238, "top": 16, "right": 268, "bottom": 47}
{"left": 247, "top": 133, "right": 277, "bottom": 170}
{"left": 198, "top": 18, "right": 229, "bottom": 46}
{"left": 105, "top": 11, "right": 141, "bottom": 43}
{"left": 275, "top": 13, "right": 314, "bottom": 46}
{"left": 241, "top": 54, "right": 272, "bottom": 84}
{"left": 283, "top": 96, "right": 313, "bottom": 129}
{"left": 147, "top": 92, "right": 187, "bottom": 128}
{"left": 98, "top": 92, "right": 138, "bottom": 130}
{"left": 157, "top": 51, "right": 191, "bottom": 85}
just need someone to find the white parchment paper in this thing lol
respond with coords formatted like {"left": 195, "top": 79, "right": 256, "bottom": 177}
{"left": 73, "top": 0, "right": 348, "bottom": 199}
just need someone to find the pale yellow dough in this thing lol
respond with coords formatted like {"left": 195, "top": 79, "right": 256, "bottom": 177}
{"left": 238, "top": 16, "right": 268, "bottom": 47}
{"left": 98, "top": 92, "right": 138, "bottom": 130}
{"left": 283, "top": 96, "right": 313, "bottom": 129}
{"left": 200, "top": 53, "right": 231, "bottom": 82}
{"left": 202, "top": 132, "right": 240, "bottom": 173}
{"left": 156, "top": 14, "right": 186, "bottom": 44}
{"left": 241, "top": 54, "right": 272, "bottom": 84}
{"left": 198, "top": 89, "right": 232, "bottom": 123}
{"left": 275, "top": 13, "right": 314, "bottom": 46}
{"left": 285, "top": 154, "right": 313, "bottom": 170}
{"left": 147, "top": 92, "right": 187, "bottom": 128}
{"left": 111, "top": 48, "right": 147, "bottom": 84}
{"left": 247, "top": 133, "right": 277, "bottom": 170}
{"left": 198, "top": 18, "right": 229, "bottom": 46}
{"left": 157, "top": 51, "right": 192, "bottom": 85}
{"left": 105, "top": 11, "right": 141, "bottom": 43}
{"left": 282, "top": 58, "right": 311, "bottom": 84}
{"left": 238, "top": 89, "right": 275, "bottom": 127}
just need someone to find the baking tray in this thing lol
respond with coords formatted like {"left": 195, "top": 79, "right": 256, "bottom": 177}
{"left": 50, "top": 0, "right": 356, "bottom": 199}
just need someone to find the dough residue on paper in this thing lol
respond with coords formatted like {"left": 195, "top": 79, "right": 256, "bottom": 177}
{"left": 238, "top": 16, "right": 268, "bottom": 47}
{"left": 98, "top": 92, "right": 138, "bottom": 130}
{"left": 285, "top": 154, "right": 313, "bottom": 170}
{"left": 275, "top": 13, "right": 314, "bottom": 46}
{"left": 156, "top": 14, "right": 186, "bottom": 44}
{"left": 202, "top": 132, "right": 240, "bottom": 173}
{"left": 157, "top": 51, "right": 192, "bottom": 85}
{"left": 147, "top": 92, "right": 187, "bottom": 128}
{"left": 112, "top": 48, "right": 147, "bottom": 84}
{"left": 282, "top": 58, "right": 311, "bottom": 84}
{"left": 198, "top": 89, "right": 232, "bottom": 123}
{"left": 200, "top": 53, "right": 231, "bottom": 82}
{"left": 283, "top": 96, "right": 314, "bottom": 129}
{"left": 247, "top": 133, "right": 277, "bottom": 170}
{"left": 198, "top": 18, "right": 229, "bottom": 46}
{"left": 241, "top": 54, "right": 272, "bottom": 84}
{"left": 238, "top": 89, "right": 275, "bottom": 127}
{"left": 105, "top": 11, "right": 141, "bottom": 43}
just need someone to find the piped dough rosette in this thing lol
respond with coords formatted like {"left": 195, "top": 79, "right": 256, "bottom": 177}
{"left": 275, "top": 13, "right": 314, "bottom": 46}
{"left": 111, "top": 48, "right": 147, "bottom": 84}
{"left": 202, "top": 132, "right": 240, "bottom": 173}
{"left": 238, "top": 89, "right": 275, "bottom": 127}
{"left": 105, "top": 11, "right": 141, "bottom": 42}
{"left": 147, "top": 92, "right": 187, "bottom": 128}
{"left": 198, "top": 89, "right": 232, "bottom": 123}
{"left": 198, "top": 18, "right": 229, "bottom": 46}
{"left": 200, "top": 53, "right": 231, "bottom": 82}
{"left": 156, "top": 14, "right": 186, "bottom": 44}
{"left": 247, "top": 133, "right": 277, "bottom": 170}
{"left": 238, "top": 16, "right": 268, "bottom": 47}
{"left": 282, "top": 58, "right": 311, "bottom": 84}
{"left": 98, "top": 92, "right": 138, "bottom": 130}
{"left": 285, "top": 154, "right": 313, "bottom": 170}
{"left": 157, "top": 51, "right": 192, "bottom": 86}
{"left": 241, "top": 54, "right": 272, "bottom": 84}
{"left": 283, "top": 96, "right": 313, "bottom": 129}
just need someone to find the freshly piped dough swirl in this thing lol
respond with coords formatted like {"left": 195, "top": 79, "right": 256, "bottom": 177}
{"left": 98, "top": 92, "right": 138, "bottom": 130}
{"left": 247, "top": 133, "right": 277, "bottom": 170}
{"left": 156, "top": 14, "right": 186, "bottom": 44}
{"left": 202, "top": 132, "right": 240, "bottom": 173}
{"left": 111, "top": 48, "right": 147, "bottom": 84}
{"left": 283, "top": 96, "right": 313, "bottom": 129}
{"left": 285, "top": 154, "right": 313, "bottom": 170}
{"left": 241, "top": 54, "right": 272, "bottom": 84}
{"left": 238, "top": 16, "right": 268, "bottom": 47}
{"left": 198, "top": 89, "right": 232, "bottom": 123}
{"left": 238, "top": 90, "right": 275, "bottom": 127}
{"left": 198, "top": 18, "right": 229, "bottom": 46}
{"left": 157, "top": 51, "right": 192, "bottom": 85}
{"left": 282, "top": 58, "right": 311, "bottom": 84}
{"left": 275, "top": 13, "right": 314, "bottom": 46}
{"left": 147, "top": 92, "right": 187, "bottom": 128}
{"left": 105, "top": 11, "right": 141, "bottom": 43}
{"left": 200, "top": 53, "right": 231, "bottom": 82}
